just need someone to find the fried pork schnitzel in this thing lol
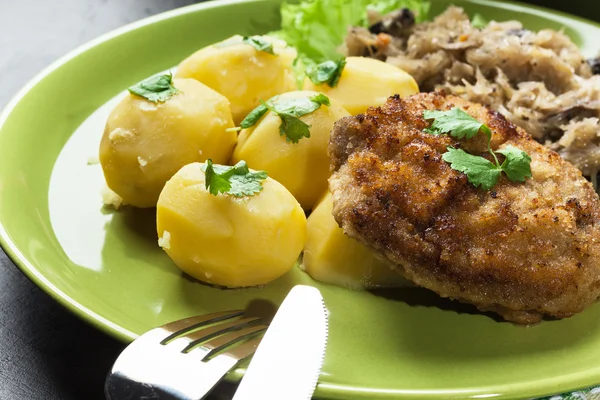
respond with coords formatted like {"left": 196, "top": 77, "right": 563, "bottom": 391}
{"left": 329, "top": 92, "right": 600, "bottom": 324}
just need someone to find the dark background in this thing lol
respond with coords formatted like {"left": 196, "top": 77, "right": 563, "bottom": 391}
{"left": 0, "top": 1, "right": 598, "bottom": 399}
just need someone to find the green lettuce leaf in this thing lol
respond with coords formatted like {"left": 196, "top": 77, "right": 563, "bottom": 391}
{"left": 275, "top": 0, "right": 429, "bottom": 64}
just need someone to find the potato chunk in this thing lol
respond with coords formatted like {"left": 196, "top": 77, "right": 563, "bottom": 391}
{"left": 304, "top": 193, "right": 410, "bottom": 290}
{"left": 156, "top": 162, "right": 306, "bottom": 288}
{"left": 100, "top": 78, "right": 236, "bottom": 208}
{"left": 232, "top": 91, "right": 350, "bottom": 210}
{"left": 303, "top": 56, "right": 419, "bottom": 115}
{"left": 176, "top": 35, "right": 297, "bottom": 123}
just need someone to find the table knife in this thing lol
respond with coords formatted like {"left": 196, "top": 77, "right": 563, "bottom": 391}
{"left": 232, "top": 285, "right": 328, "bottom": 400}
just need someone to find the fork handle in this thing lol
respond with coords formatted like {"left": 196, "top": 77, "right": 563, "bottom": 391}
{"left": 105, "top": 355, "right": 238, "bottom": 400}
{"left": 105, "top": 373, "right": 186, "bottom": 400}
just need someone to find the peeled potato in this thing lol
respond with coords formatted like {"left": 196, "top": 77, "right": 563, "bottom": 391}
{"left": 232, "top": 90, "right": 350, "bottom": 210}
{"left": 176, "top": 35, "right": 297, "bottom": 123}
{"left": 304, "top": 192, "right": 411, "bottom": 290}
{"left": 303, "top": 56, "right": 419, "bottom": 115}
{"left": 100, "top": 78, "right": 236, "bottom": 208}
{"left": 156, "top": 162, "right": 306, "bottom": 288}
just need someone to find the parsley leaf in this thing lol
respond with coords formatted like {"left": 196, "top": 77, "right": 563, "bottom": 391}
{"left": 240, "top": 103, "right": 269, "bottom": 129}
{"left": 292, "top": 56, "right": 311, "bottom": 89}
{"left": 278, "top": 113, "right": 312, "bottom": 142}
{"left": 497, "top": 145, "right": 533, "bottom": 182}
{"left": 471, "top": 13, "right": 489, "bottom": 29}
{"left": 204, "top": 159, "right": 232, "bottom": 195}
{"left": 424, "top": 108, "right": 532, "bottom": 190}
{"left": 239, "top": 94, "right": 331, "bottom": 143}
{"left": 227, "top": 162, "right": 268, "bottom": 197}
{"left": 204, "top": 159, "right": 268, "bottom": 197}
{"left": 423, "top": 108, "right": 492, "bottom": 140}
{"left": 306, "top": 58, "right": 347, "bottom": 87}
{"left": 269, "top": 94, "right": 329, "bottom": 116}
{"left": 310, "top": 93, "right": 331, "bottom": 107}
{"left": 443, "top": 148, "right": 502, "bottom": 190}
{"left": 269, "top": 94, "right": 330, "bottom": 143}
{"left": 242, "top": 36, "right": 276, "bottom": 55}
{"left": 128, "top": 73, "right": 179, "bottom": 103}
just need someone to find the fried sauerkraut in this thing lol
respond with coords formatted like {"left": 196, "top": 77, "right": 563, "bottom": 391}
{"left": 345, "top": 6, "right": 600, "bottom": 179}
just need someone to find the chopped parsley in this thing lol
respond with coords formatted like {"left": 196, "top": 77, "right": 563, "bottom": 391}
{"left": 424, "top": 108, "right": 532, "bottom": 190}
{"left": 216, "top": 36, "right": 276, "bottom": 55}
{"left": 471, "top": 13, "right": 489, "bottom": 29}
{"left": 240, "top": 104, "right": 270, "bottom": 129}
{"left": 128, "top": 73, "right": 179, "bottom": 103}
{"left": 242, "top": 36, "right": 276, "bottom": 55}
{"left": 306, "top": 58, "right": 347, "bottom": 87}
{"left": 240, "top": 93, "right": 331, "bottom": 143}
{"left": 423, "top": 108, "right": 491, "bottom": 140}
{"left": 496, "top": 145, "right": 533, "bottom": 183}
{"left": 441, "top": 148, "right": 502, "bottom": 191}
{"left": 203, "top": 160, "right": 268, "bottom": 197}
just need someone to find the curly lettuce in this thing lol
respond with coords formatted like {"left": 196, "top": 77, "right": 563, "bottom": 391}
{"left": 275, "top": 0, "right": 430, "bottom": 64}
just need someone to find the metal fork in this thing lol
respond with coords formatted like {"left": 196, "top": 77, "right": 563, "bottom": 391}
{"left": 105, "top": 310, "right": 267, "bottom": 400}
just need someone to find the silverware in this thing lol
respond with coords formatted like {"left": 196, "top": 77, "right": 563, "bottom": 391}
{"left": 232, "top": 285, "right": 328, "bottom": 400}
{"left": 104, "top": 310, "right": 267, "bottom": 400}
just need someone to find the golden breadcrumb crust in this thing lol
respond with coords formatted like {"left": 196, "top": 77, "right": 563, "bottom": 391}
{"left": 329, "top": 92, "right": 600, "bottom": 324}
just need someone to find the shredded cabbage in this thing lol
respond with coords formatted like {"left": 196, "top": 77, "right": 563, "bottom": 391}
{"left": 275, "top": 0, "right": 430, "bottom": 63}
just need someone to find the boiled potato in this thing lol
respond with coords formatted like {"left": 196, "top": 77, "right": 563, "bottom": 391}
{"left": 176, "top": 35, "right": 297, "bottom": 123}
{"left": 232, "top": 91, "right": 350, "bottom": 210}
{"left": 303, "top": 56, "right": 419, "bottom": 115}
{"left": 304, "top": 192, "right": 411, "bottom": 290}
{"left": 100, "top": 78, "right": 236, "bottom": 208}
{"left": 156, "top": 162, "right": 306, "bottom": 288}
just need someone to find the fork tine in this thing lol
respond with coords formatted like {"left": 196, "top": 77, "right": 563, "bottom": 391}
{"left": 176, "top": 317, "right": 261, "bottom": 352}
{"left": 212, "top": 336, "right": 263, "bottom": 363}
{"left": 160, "top": 310, "right": 244, "bottom": 343}
{"left": 194, "top": 324, "right": 268, "bottom": 360}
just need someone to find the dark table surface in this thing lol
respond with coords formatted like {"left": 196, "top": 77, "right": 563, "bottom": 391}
{"left": 1, "top": 1, "right": 599, "bottom": 399}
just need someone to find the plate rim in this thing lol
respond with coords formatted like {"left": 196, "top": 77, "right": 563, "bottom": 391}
{"left": 1, "top": 0, "right": 600, "bottom": 398}
{"left": 0, "top": 0, "right": 266, "bottom": 343}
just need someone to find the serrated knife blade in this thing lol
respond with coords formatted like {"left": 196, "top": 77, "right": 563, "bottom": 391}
{"left": 232, "top": 285, "right": 328, "bottom": 400}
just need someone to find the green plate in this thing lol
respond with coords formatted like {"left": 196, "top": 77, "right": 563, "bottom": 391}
{"left": 2, "top": 0, "right": 600, "bottom": 398}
